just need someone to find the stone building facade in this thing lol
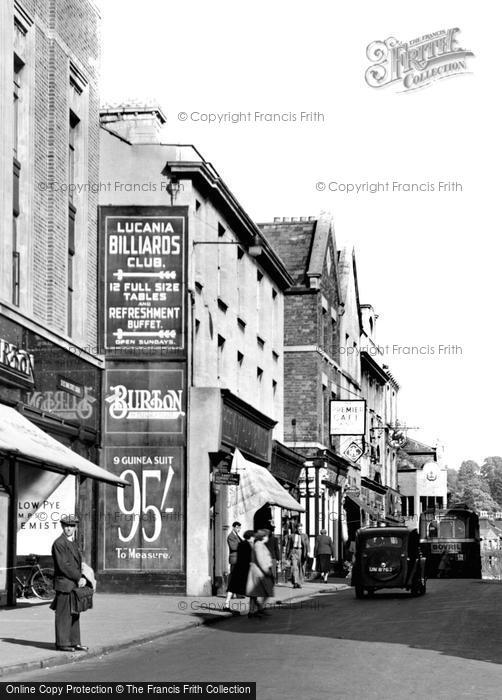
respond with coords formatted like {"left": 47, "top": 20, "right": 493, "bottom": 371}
{"left": 98, "top": 106, "right": 304, "bottom": 596}
{"left": 1, "top": 0, "right": 101, "bottom": 343}
{"left": 0, "top": 0, "right": 122, "bottom": 608}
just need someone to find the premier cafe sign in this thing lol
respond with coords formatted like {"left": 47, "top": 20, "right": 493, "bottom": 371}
{"left": 330, "top": 399, "right": 366, "bottom": 436}
{"left": 0, "top": 338, "right": 34, "bottom": 389}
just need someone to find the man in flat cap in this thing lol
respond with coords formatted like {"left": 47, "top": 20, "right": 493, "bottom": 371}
{"left": 51, "top": 514, "right": 88, "bottom": 651}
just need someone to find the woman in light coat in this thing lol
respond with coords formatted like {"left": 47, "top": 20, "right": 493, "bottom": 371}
{"left": 247, "top": 529, "right": 275, "bottom": 617}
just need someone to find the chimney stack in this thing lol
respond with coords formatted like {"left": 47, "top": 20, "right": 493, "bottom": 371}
{"left": 100, "top": 100, "right": 167, "bottom": 144}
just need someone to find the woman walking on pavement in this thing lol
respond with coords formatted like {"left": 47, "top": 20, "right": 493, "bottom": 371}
{"left": 314, "top": 529, "right": 335, "bottom": 583}
{"left": 223, "top": 530, "right": 255, "bottom": 615}
{"left": 247, "top": 529, "right": 275, "bottom": 617}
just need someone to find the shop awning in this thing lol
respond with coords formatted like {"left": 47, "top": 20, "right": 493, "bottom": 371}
{"left": 0, "top": 404, "right": 128, "bottom": 487}
{"left": 228, "top": 449, "right": 304, "bottom": 526}
{"left": 345, "top": 493, "right": 383, "bottom": 520}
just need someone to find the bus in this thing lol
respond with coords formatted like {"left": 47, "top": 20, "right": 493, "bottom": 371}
{"left": 419, "top": 504, "right": 481, "bottom": 579}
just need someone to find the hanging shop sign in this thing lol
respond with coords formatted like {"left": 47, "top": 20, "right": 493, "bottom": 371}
{"left": 330, "top": 399, "right": 366, "bottom": 436}
{"left": 343, "top": 440, "right": 364, "bottom": 462}
{"left": 100, "top": 206, "right": 188, "bottom": 356}
{"left": 102, "top": 446, "right": 184, "bottom": 572}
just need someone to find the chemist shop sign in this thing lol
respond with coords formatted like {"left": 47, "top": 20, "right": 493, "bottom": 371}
{"left": 102, "top": 446, "right": 184, "bottom": 572}
{"left": 100, "top": 206, "right": 187, "bottom": 356}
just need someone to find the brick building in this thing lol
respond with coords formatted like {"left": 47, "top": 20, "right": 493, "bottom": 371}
{"left": 0, "top": 0, "right": 124, "bottom": 608}
{"left": 260, "top": 217, "right": 404, "bottom": 567}
{"left": 259, "top": 214, "right": 353, "bottom": 563}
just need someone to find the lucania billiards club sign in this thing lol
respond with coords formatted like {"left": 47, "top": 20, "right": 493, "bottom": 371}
{"left": 100, "top": 206, "right": 187, "bottom": 356}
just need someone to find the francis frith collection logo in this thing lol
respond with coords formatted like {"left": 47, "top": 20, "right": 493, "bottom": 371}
{"left": 365, "top": 28, "right": 474, "bottom": 92}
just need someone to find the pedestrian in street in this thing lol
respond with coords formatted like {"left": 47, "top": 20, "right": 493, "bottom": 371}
{"left": 51, "top": 514, "right": 89, "bottom": 652}
{"left": 286, "top": 524, "right": 309, "bottom": 588}
{"left": 246, "top": 529, "right": 275, "bottom": 617}
{"left": 223, "top": 521, "right": 242, "bottom": 610}
{"left": 265, "top": 524, "right": 281, "bottom": 583}
{"left": 314, "top": 529, "right": 335, "bottom": 582}
{"left": 438, "top": 548, "right": 452, "bottom": 578}
{"left": 223, "top": 529, "right": 254, "bottom": 615}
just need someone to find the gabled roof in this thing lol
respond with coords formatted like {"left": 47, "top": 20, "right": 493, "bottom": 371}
{"left": 307, "top": 211, "right": 336, "bottom": 279}
{"left": 258, "top": 212, "right": 339, "bottom": 297}
{"left": 258, "top": 218, "right": 317, "bottom": 286}
{"left": 397, "top": 437, "right": 437, "bottom": 470}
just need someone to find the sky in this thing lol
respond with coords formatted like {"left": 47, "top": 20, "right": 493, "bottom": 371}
{"left": 98, "top": 0, "right": 500, "bottom": 469}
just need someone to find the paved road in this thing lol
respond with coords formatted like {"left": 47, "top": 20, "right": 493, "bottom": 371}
{"left": 5, "top": 580, "right": 502, "bottom": 699}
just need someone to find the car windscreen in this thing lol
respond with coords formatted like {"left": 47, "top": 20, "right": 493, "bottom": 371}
{"left": 364, "top": 536, "right": 403, "bottom": 549}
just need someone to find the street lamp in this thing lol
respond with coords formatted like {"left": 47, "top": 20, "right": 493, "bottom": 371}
{"left": 193, "top": 235, "right": 263, "bottom": 258}
{"left": 165, "top": 176, "right": 183, "bottom": 205}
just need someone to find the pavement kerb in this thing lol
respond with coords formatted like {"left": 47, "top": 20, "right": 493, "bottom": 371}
{"left": 0, "top": 582, "right": 350, "bottom": 679}
{"left": 0, "top": 616, "right": 211, "bottom": 679}
{"left": 271, "top": 582, "right": 350, "bottom": 607}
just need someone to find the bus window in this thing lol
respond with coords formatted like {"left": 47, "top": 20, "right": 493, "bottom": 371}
{"left": 428, "top": 521, "right": 439, "bottom": 538}
{"left": 454, "top": 520, "right": 466, "bottom": 538}
{"left": 439, "top": 520, "right": 454, "bottom": 538}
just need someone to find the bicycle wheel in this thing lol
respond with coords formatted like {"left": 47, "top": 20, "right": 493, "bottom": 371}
{"left": 31, "top": 568, "right": 55, "bottom": 600}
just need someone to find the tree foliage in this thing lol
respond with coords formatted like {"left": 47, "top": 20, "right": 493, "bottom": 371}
{"left": 449, "top": 458, "right": 502, "bottom": 512}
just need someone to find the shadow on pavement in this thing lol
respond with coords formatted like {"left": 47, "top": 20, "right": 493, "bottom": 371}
{"left": 208, "top": 579, "right": 502, "bottom": 666}
{"left": 2, "top": 601, "right": 51, "bottom": 610}
{"left": 1, "top": 638, "right": 56, "bottom": 651}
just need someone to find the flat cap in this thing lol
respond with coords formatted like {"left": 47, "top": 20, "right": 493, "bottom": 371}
{"left": 61, "top": 514, "right": 79, "bottom": 526}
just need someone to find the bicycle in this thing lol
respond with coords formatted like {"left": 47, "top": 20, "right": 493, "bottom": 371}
{"left": 15, "top": 554, "right": 55, "bottom": 600}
